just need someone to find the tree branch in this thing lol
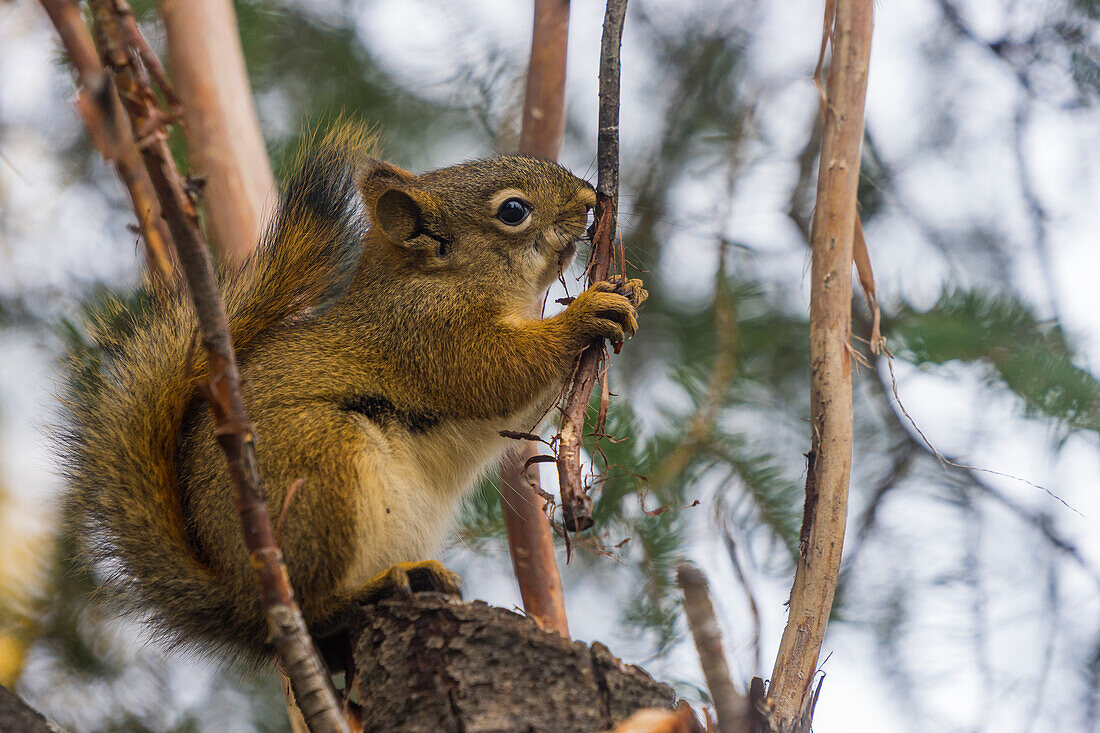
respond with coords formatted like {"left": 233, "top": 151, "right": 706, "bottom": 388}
{"left": 39, "top": 0, "right": 178, "bottom": 293}
{"left": 158, "top": 0, "right": 276, "bottom": 268}
{"left": 350, "top": 594, "right": 675, "bottom": 730}
{"left": 676, "top": 562, "right": 755, "bottom": 733}
{"left": 518, "top": 0, "right": 570, "bottom": 160}
{"left": 501, "top": 0, "right": 575, "bottom": 638}
{"left": 44, "top": 2, "right": 348, "bottom": 730}
{"left": 766, "top": 1, "right": 873, "bottom": 729}
{"left": 499, "top": 444, "right": 570, "bottom": 636}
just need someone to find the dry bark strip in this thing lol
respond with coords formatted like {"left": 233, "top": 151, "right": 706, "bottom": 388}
{"left": 351, "top": 594, "right": 674, "bottom": 732}
{"left": 44, "top": 3, "right": 348, "bottom": 731}
{"left": 501, "top": 0, "right": 573, "bottom": 637}
{"left": 556, "top": 0, "right": 628, "bottom": 533}
{"left": 765, "top": 1, "right": 874, "bottom": 730}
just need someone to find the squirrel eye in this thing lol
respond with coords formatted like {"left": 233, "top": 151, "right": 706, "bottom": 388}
{"left": 496, "top": 197, "right": 532, "bottom": 226}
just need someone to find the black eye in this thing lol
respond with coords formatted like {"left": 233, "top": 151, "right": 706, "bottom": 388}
{"left": 497, "top": 198, "right": 532, "bottom": 226}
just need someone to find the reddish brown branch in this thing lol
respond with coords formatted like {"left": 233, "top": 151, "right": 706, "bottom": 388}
{"left": 119, "top": 2, "right": 181, "bottom": 111}
{"left": 556, "top": 0, "right": 628, "bottom": 533}
{"left": 159, "top": 0, "right": 275, "bottom": 268}
{"left": 45, "top": 2, "right": 348, "bottom": 730}
{"left": 502, "top": 0, "right": 574, "bottom": 639}
{"left": 518, "top": 0, "right": 570, "bottom": 159}
{"left": 499, "top": 444, "right": 569, "bottom": 637}
{"left": 765, "top": 1, "right": 873, "bottom": 729}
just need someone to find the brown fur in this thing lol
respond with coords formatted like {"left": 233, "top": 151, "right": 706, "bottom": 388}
{"left": 61, "top": 126, "right": 644, "bottom": 662}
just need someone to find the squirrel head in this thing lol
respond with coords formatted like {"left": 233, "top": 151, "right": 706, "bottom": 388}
{"left": 359, "top": 156, "right": 596, "bottom": 306}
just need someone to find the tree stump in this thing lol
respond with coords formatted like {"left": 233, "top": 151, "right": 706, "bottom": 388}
{"left": 351, "top": 594, "right": 676, "bottom": 732}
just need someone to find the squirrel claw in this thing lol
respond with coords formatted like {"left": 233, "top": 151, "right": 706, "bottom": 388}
{"left": 605, "top": 275, "right": 648, "bottom": 308}
{"left": 359, "top": 560, "right": 463, "bottom": 604}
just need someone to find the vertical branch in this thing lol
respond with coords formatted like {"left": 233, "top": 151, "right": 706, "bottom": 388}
{"left": 555, "top": 0, "right": 627, "bottom": 533}
{"left": 44, "top": 3, "right": 349, "bottom": 730}
{"left": 765, "top": 1, "right": 873, "bottom": 730}
{"left": 158, "top": 0, "right": 276, "bottom": 267}
{"left": 518, "top": 0, "right": 570, "bottom": 159}
{"left": 499, "top": 446, "right": 569, "bottom": 636}
{"left": 501, "top": 0, "right": 573, "bottom": 638}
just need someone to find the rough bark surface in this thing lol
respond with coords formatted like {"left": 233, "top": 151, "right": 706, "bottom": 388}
{"left": 352, "top": 595, "right": 674, "bottom": 732}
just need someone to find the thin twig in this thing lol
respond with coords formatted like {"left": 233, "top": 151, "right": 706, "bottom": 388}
{"left": 721, "top": 529, "right": 762, "bottom": 679}
{"left": 556, "top": 0, "right": 629, "bottom": 533}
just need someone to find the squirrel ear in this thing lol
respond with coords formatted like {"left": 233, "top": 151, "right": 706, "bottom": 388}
{"left": 359, "top": 159, "right": 416, "bottom": 201}
{"left": 374, "top": 188, "right": 423, "bottom": 243}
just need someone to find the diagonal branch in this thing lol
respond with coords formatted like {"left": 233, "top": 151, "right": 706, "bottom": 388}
{"left": 677, "top": 562, "right": 755, "bottom": 733}
{"left": 43, "top": 2, "right": 349, "bottom": 730}
{"left": 39, "top": 0, "right": 178, "bottom": 293}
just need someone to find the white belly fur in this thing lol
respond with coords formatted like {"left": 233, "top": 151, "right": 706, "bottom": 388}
{"left": 339, "top": 414, "right": 523, "bottom": 594}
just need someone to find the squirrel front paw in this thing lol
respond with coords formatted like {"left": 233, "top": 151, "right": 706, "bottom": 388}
{"left": 565, "top": 276, "right": 647, "bottom": 346}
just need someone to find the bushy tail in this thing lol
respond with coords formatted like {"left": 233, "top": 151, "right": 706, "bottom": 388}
{"left": 60, "top": 124, "right": 375, "bottom": 655}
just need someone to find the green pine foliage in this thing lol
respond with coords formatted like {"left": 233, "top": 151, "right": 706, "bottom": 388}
{"left": 892, "top": 289, "right": 1100, "bottom": 435}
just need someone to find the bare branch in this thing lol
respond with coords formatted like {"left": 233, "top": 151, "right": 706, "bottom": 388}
{"left": 500, "top": 0, "right": 576, "bottom": 639}
{"left": 158, "top": 0, "right": 276, "bottom": 268}
{"left": 518, "top": 0, "right": 570, "bottom": 159}
{"left": 39, "top": 0, "right": 178, "bottom": 292}
{"left": 676, "top": 562, "right": 755, "bottom": 733}
{"left": 499, "top": 444, "right": 569, "bottom": 636}
{"left": 766, "top": 1, "right": 873, "bottom": 729}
